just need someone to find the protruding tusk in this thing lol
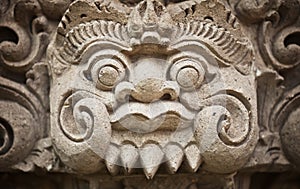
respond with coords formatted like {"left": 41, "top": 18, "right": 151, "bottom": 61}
{"left": 120, "top": 144, "right": 139, "bottom": 173}
{"left": 105, "top": 144, "right": 120, "bottom": 175}
{"left": 164, "top": 143, "right": 184, "bottom": 174}
{"left": 184, "top": 143, "right": 202, "bottom": 172}
{"left": 139, "top": 143, "right": 164, "bottom": 179}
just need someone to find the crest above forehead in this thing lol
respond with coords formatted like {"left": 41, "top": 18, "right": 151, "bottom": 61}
{"left": 56, "top": 0, "right": 246, "bottom": 41}
{"left": 127, "top": 0, "right": 175, "bottom": 45}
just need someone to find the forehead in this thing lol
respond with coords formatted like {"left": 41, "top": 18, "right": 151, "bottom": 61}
{"left": 48, "top": 0, "right": 253, "bottom": 80}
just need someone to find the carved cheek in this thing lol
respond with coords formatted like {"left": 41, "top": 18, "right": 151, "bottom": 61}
{"left": 52, "top": 91, "right": 112, "bottom": 174}
{"left": 194, "top": 94, "right": 257, "bottom": 173}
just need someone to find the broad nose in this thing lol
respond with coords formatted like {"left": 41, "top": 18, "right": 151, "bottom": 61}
{"left": 115, "top": 79, "right": 180, "bottom": 103}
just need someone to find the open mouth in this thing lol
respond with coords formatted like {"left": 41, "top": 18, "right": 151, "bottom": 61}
{"left": 106, "top": 101, "right": 201, "bottom": 178}
{"left": 110, "top": 101, "right": 195, "bottom": 133}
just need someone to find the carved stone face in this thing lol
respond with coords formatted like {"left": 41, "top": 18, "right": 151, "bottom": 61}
{"left": 48, "top": 0, "right": 258, "bottom": 178}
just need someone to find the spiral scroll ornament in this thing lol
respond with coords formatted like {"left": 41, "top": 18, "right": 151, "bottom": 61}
{"left": 0, "top": 119, "right": 13, "bottom": 156}
{"left": 277, "top": 87, "right": 300, "bottom": 169}
{"left": 53, "top": 91, "right": 112, "bottom": 173}
{"left": 0, "top": 78, "right": 43, "bottom": 168}
{"left": 194, "top": 94, "right": 257, "bottom": 173}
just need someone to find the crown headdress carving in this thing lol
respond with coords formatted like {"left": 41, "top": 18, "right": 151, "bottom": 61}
{"left": 51, "top": 0, "right": 253, "bottom": 75}
{"left": 127, "top": 0, "right": 175, "bottom": 45}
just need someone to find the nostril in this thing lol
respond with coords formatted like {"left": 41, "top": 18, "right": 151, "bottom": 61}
{"left": 116, "top": 81, "right": 180, "bottom": 103}
{"left": 128, "top": 95, "right": 138, "bottom": 102}
{"left": 114, "top": 81, "right": 135, "bottom": 103}
{"left": 160, "top": 93, "right": 172, "bottom": 101}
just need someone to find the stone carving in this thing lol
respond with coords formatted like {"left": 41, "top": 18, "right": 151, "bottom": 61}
{"left": 228, "top": 0, "right": 300, "bottom": 70}
{"left": 278, "top": 86, "right": 300, "bottom": 169}
{"left": 0, "top": 0, "right": 48, "bottom": 72}
{"left": 0, "top": 0, "right": 67, "bottom": 171}
{"left": 227, "top": 0, "right": 300, "bottom": 172}
{"left": 0, "top": 76, "right": 44, "bottom": 168}
{"left": 244, "top": 72, "right": 290, "bottom": 170}
{"left": 12, "top": 137, "right": 56, "bottom": 172}
{"left": 48, "top": 0, "right": 258, "bottom": 178}
{"left": 0, "top": 0, "right": 299, "bottom": 188}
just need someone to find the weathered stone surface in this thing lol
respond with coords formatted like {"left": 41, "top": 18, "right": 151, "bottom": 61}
{"left": 48, "top": 0, "right": 258, "bottom": 177}
{"left": 0, "top": 0, "right": 299, "bottom": 188}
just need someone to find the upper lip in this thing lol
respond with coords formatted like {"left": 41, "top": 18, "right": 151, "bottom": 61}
{"left": 110, "top": 101, "right": 195, "bottom": 132}
{"left": 110, "top": 101, "right": 195, "bottom": 122}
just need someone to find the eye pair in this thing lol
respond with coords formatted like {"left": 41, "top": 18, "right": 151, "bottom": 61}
{"left": 92, "top": 57, "right": 206, "bottom": 91}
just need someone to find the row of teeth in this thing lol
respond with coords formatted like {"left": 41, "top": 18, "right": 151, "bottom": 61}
{"left": 104, "top": 143, "right": 202, "bottom": 179}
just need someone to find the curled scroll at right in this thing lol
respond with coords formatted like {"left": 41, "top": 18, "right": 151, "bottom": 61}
{"left": 194, "top": 94, "right": 257, "bottom": 173}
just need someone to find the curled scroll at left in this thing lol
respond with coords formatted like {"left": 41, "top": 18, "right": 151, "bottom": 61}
{"left": 52, "top": 91, "right": 112, "bottom": 173}
{"left": 194, "top": 94, "right": 257, "bottom": 173}
{"left": 0, "top": 76, "right": 44, "bottom": 168}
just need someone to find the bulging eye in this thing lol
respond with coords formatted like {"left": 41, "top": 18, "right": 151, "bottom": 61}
{"left": 170, "top": 59, "right": 205, "bottom": 90}
{"left": 90, "top": 59, "right": 125, "bottom": 90}
{"left": 98, "top": 65, "right": 120, "bottom": 88}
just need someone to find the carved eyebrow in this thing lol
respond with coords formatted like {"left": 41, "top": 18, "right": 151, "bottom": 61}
{"left": 167, "top": 51, "right": 219, "bottom": 81}
{"left": 57, "top": 19, "right": 253, "bottom": 75}
{"left": 57, "top": 20, "right": 131, "bottom": 65}
{"left": 170, "top": 21, "right": 253, "bottom": 75}
{"left": 83, "top": 50, "right": 130, "bottom": 72}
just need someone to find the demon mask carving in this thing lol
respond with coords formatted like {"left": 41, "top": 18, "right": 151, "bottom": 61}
{"left": 47, "top": 0, "right": 258, "bottom": 179}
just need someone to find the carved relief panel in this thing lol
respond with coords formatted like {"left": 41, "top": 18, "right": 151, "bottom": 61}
{"left": 48, "top": 0, "right": 257, "bottom": 178}
{"left": 228, "top": 0, "right": 300, "bottom": 171}
{"left": 0, "top": 0, "right": 299, "bottom": 188}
